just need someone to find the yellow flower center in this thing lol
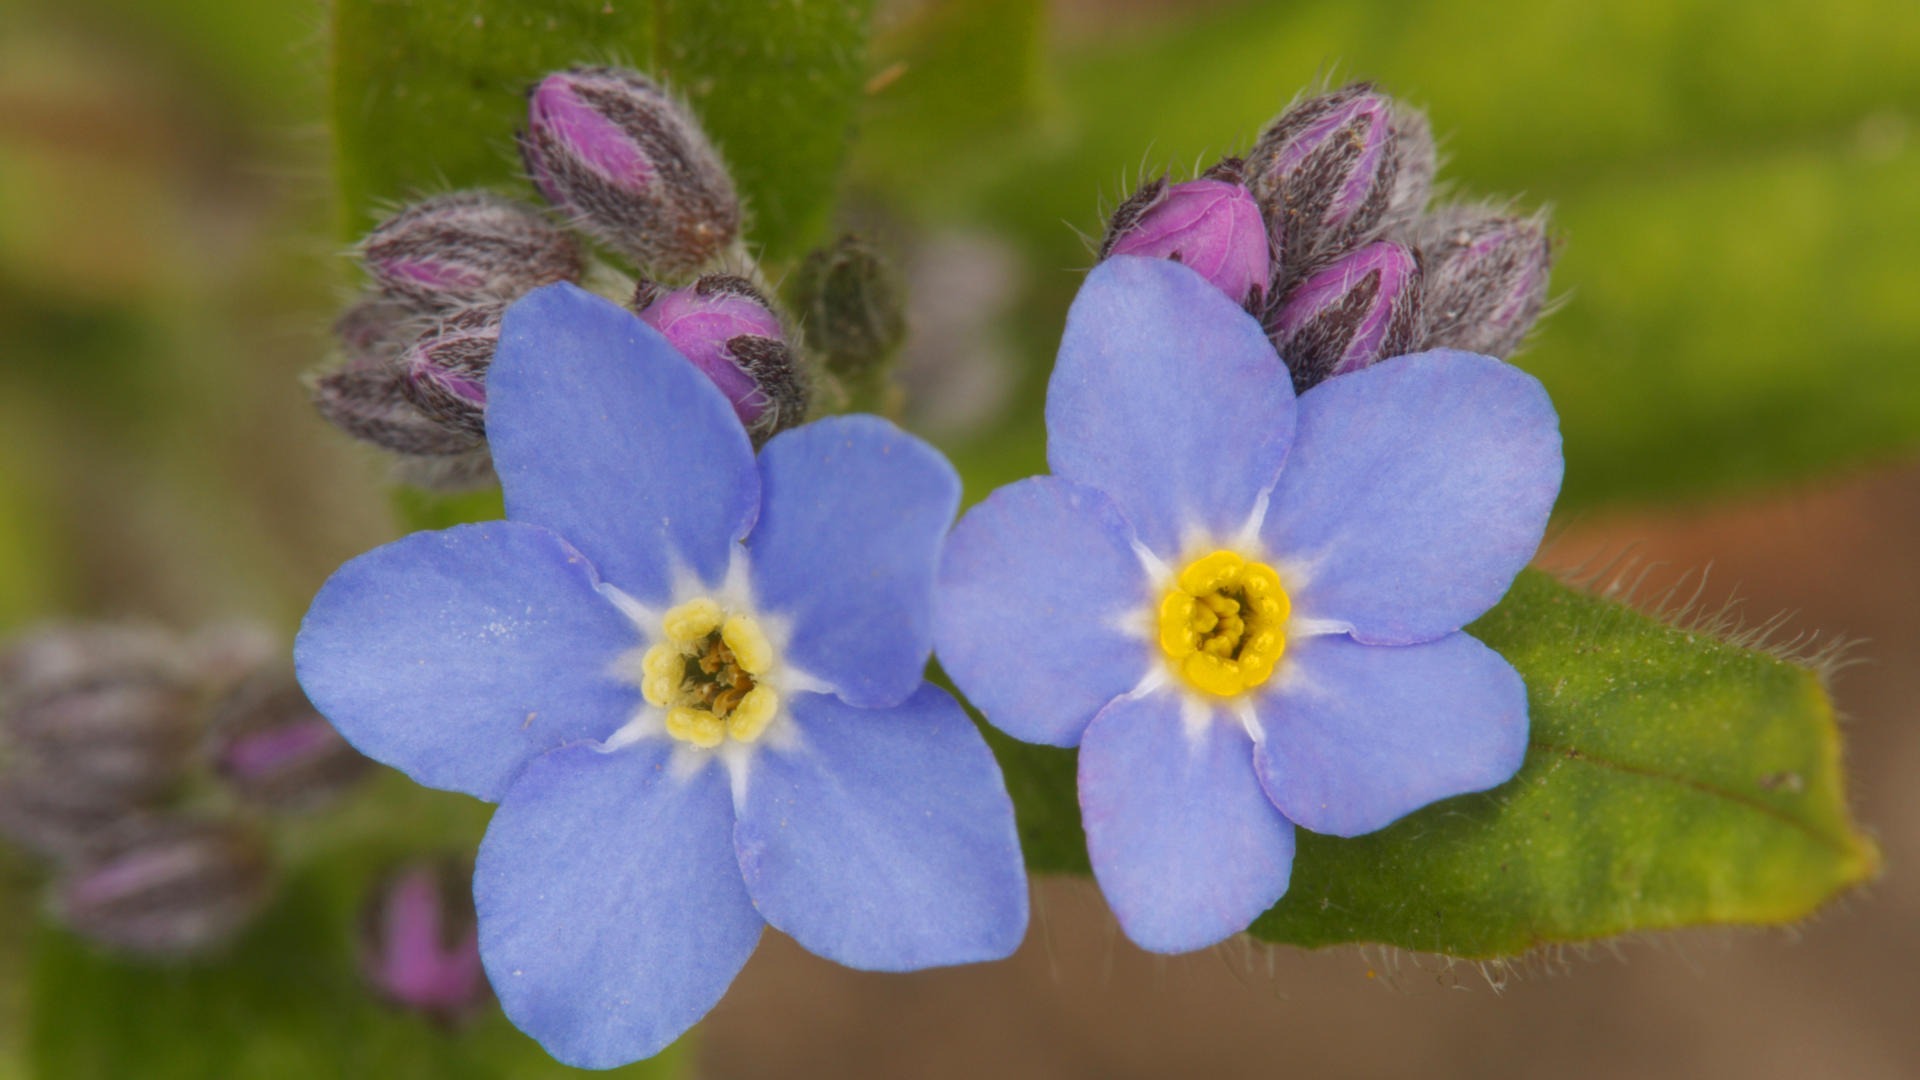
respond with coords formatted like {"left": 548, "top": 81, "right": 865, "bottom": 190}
{"left": 639, "top": 598, "right": 780, "bottom": 748}
{"left": 1157, "top": 550, "right": 1289, "bottom": 697}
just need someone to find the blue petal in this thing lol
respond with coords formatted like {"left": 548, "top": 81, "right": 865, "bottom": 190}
{"left": 734, "top": 686, "right": 1028, "bottom": 970}
{"left": 476, "top": 742, "right": 762, "bottom": 1069}
{"left": 294, "top": 522, "right": 637, "bottom": 802}
{"left": 936, "top": 476, "right": 1152, "bottom": 747}
{"left": 1077, "top": 690, "right": 1294, "bottom": 953}
{"left": 488, "top": 283, "right": 760, "bottom": 604}
{"left": 1046, "top": 256, "right": 1296, "bottom": 558}
{"left": 1253, "top": 632, "right": 1529, "bottom": 838}
{"left": 1260, "top": 350, "right": 1562, "bottom": 644}
{"left": 746, "top": 416, "right": 958, "bottom": 708}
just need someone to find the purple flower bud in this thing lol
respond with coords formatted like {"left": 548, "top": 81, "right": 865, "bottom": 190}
{"left": 1387, "top": 104, "right": 1436, "bottom": 225}
{"left": 1416, "top": 206, "right": 1553, "bottom": 357}
{"left": 1102, "top": 173, "right": 1270, "bottom": 308}
{"left": 208, "top": 665, "right": 369, "bottom": 811}
{"left": 521, "top": 67, "right": 740, "bottom": 276}
{"left": 55, "top": 818, "right": 273, "bottom": 956}
{"left": 637, "top": 274, "right": 808, "bottom": 442}
{"left": 1, "top": 624, "right": 199, "bottom": 805}
{"left": 359, "top": 859, "right": 490, "bottom": 1023}
{"left": 310, "top": 365, "right": 487, "bottom": 460}
{"left": 0, "top": 767, "right": 139, "bottom": 861}
{"left": 1248, "top": 83, "right": 1408, "bottom": 278}
{"left": 397, "top": 308, "right": 501, "bottom": 439}
{"left": 360, "top": 193, "right": 581, "bottom": 312}
{"left": 1270, "top": 241, "right": 1423, "bottom": 392}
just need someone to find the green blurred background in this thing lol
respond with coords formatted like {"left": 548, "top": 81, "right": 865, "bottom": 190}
{"left": 1, "top": 0, "right": 1915, "bottom": 1076}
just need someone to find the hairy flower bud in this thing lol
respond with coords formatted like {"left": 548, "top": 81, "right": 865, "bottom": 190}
{"left": 790, "top": 235, "right": 908, "bottom": 384}
{"left": 1, "top": 624, "right": 199, "bottom": 804}
{"left": 359, "top": 858, "right": 489, "bottom": 1023}
{"left": 310, "top": 366, "right": 486, "bottom": 460}
{"left": 1416, "top": 206, "right": 1553, "bottom": 357}
{"left": 54, "top": 818, "right": 273, "bottom": 956}
{"left": 360, "top": 193, "right": 581, "bottom": 311}
{"left": 398, "top": 308, "right": 501, "bottom": 439}
{"left": 208, "top": 665, "right": 369, "bottom": 810}
{"left": 637, "top": 274, "right": 807, "bottom": 442}
{"left": 1248, "top": 83, "right": 1409, "bottom": 279}
{"left": 521, "top": 66, "right": 740, "bottom": 276}
{"left": 1102, "top": 170, "right": 1270, "bottom": 308}
{"left": 1387, "top": 104, "right": 1437, "bottom": 225}
{"left": 1270, "top": 241, "right": 1423, "bottom": 392}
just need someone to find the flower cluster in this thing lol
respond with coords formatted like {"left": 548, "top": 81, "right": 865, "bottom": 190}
{"left": 292, "top": 63, "right": 1569, "bottom": 1066}
{"left": 0, "top": 621, "right": 366, "bottom": 955}
{"left": 309, "top": 67, "right": 918, "bottom": 488}
{"left": 296, "top": 284, "right": 1027, "bottom": 1068}
{"left": 937, "top": 255, "right": 1562, "bottom": 953}
{"left": 309, "top": 68, "right": 825, "bottom": 488}
{"left": 1101, "top": 83, "right": 1553, "bottom": 393}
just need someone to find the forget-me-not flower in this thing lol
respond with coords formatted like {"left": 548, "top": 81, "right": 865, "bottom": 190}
{"left": 935, "top": 256, "right": 1561, "bottom": 954}
{"left": 296, "top": 283, "right": 1028, "bottom": 1067}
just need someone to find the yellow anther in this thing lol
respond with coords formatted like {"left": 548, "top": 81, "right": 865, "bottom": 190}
{"left": 642, "top": 673, "right": 677, "bottom": 708}
{"left": 726, "top": 686, "right": 779, "bottom": 743}
{"left": 720, "top": 615, "right": 774, "bottom": 676}
{"left": 662, "top": 598, "right": 724, "bottom": 644}
{"left": 1158, "top": 550, "right": 1290, "bottom": 698}
{"left": 644, "top": 597, "right": 784, "bottom": 749}
{"left": 666, "top": 706, "right": 725, "bottom": 749}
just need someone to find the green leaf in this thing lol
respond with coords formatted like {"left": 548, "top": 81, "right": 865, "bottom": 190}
{"left": 24, "top": 778, "right": 691, "bottom": 1078}
{"left": 914, "top": 0, "right": 1920, "bottom": 510}
{"left": 331, "top": 0, "right": 876, "bottom": 257}
{"left": 994, "top": 570, "right": 1879, "bottom": 958}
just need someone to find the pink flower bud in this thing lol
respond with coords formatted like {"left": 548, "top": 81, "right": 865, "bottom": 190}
{"left": 360, "top": 193, "right": 581, "bottom": 311}
{"left": 521, "top": 67, "right": 740, "bottom": 276}
{"left": 636, "top": 275, "right": 807, "bottom": 442}
{"left": 1248, "top": 84, "right": 1426, "bottom": 278}
{"left": 1416, "top": 206, "right": 1553, "bottom": 358}
{"left": 208, "top": 665, "right": 370, "bottom": 811}
{"left": 55, "top": 818, "right": 273, "bottom": 956}
{"left": 1270, "top": 241, "right": 1423, "bottom": 391}
{"left": 398, "top": 308, "right": 501, "bottom": 439}
{"left": 1103, "top": 174, "right": 1270, "bottom": 308}
{"left": 359, "top": 859, "right": 490, "bottom": 1024}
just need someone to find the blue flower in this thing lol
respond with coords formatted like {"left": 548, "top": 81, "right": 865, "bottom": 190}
{"left": 295, "top": 283, "right": 1028, "bottom": 1068}
{"left": 934, "top": 257, "right": 1561, "bottom": 954}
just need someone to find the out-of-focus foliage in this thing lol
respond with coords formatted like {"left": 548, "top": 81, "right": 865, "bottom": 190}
{"left": 857, "top": 0, "right": 1920, "bottom": 511}
{"left": 990, "top": 570, "right": 1880, "bottom": 956}
{"left": 333, "top": 0, "right": 876, "bottom": 257}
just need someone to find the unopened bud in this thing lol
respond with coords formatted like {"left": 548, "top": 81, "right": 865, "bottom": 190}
{"left": 1387, "top": 105, "right": 1436, "bottom": 225}
{"left": 637, "top": 274, "right": 807, "bottom": 441}
{"left": 333, "top": 294, "right": 420, "bottom": 370}
{"left": 310, "top": 366, "right": 486, "bottom": 460}
{"left": 1416, "top": 207, "right": 1553, "bottom": 357}
{"left": 1, "top": 625, "right": 199, "bottom": 804}
{"left": 398, "top": 308, "right": 501, "bottom": 439}
{"left": 359, "top": 858, "right": 489, "bottom": 1023}
{"left": 209, "top": 665, "right": 369, "bottom": 810}
{"left": 0, "top": 767, "right": 139, "bottom": 860}
{"left": 1102, "top": 170, "right": 1270, "bottom": 308}
{"left": 181, "top": 620, "right": 280, "bottom": 697}
{"left": 521, "top": 66, "right": 739, "bottom": 276}
{"left": 1248, "top": 83, "right": 1407, "bottom": 278}
{"left": 790, "top": 235, "right": 908, "bottom": 383}
{"left": 360, "top": 193, "right": 581, "bottom": 311}
{"left": 54, "top": 818, "right": 273, "bottom": 956}
{"left": 1270, "top": 241, "right": 1423, "bottom": 392}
